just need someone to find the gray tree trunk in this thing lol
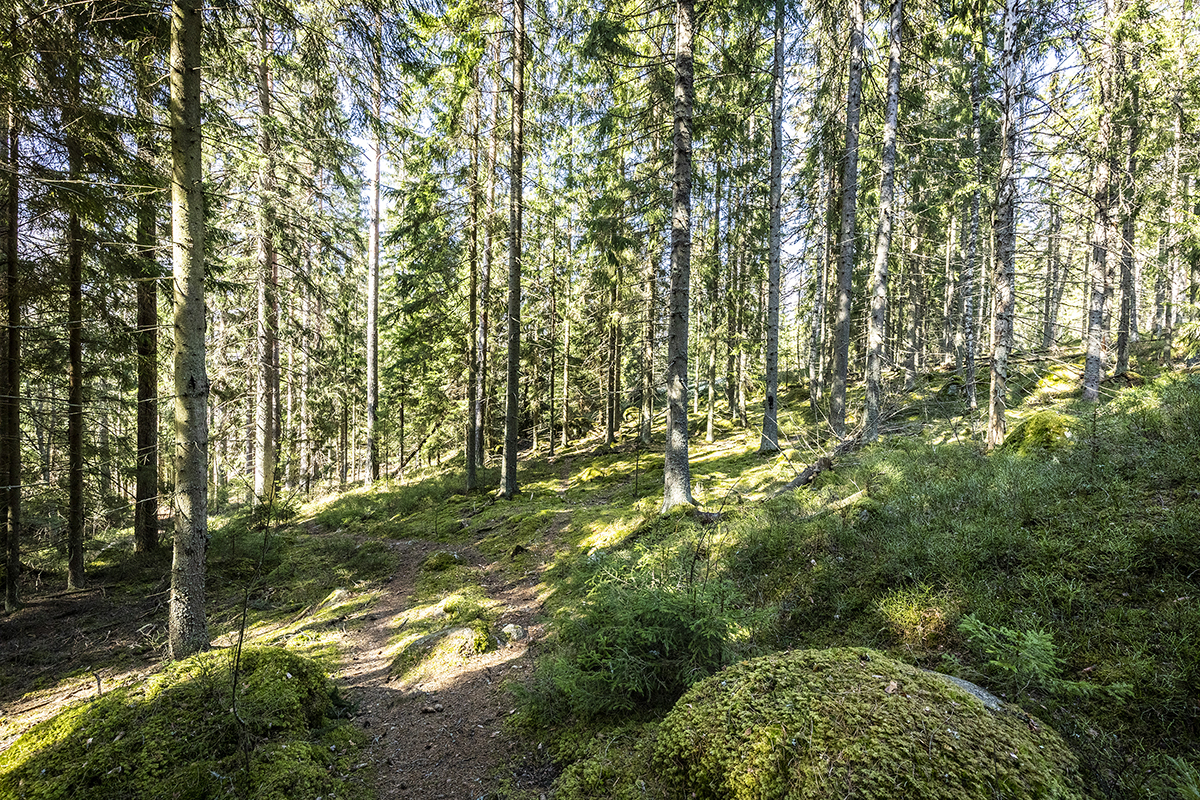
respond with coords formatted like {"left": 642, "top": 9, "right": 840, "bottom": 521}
{"left": 759, "top": 0, "right": 785, "bottom": 454}
{"left": 67, "top": 42, "right": 85, "bottom": 589}
{"left": 987, "top": 0, "right": 1020, "bottom": 450}
{"left": 662, "top": 0, "right": 696, "bottom": 513}
{"left": 467, "top": 71, "right": 481, "bottom": 488}
{"left": 1083, "top": 0, "right": 1118, "bottom": 402}
{"left": 254, "top": 17, "right": 278, "bottom": 504}
{"left": 366, "top": 62, "right": 381, "bottom": 484}
{"left": 1115, "top": 52, "right": 1140, "bottom": 375}
{"left": 501, "top": 0, "right": 525, "bottom": 499}
{"left": 830, "top": 0, "right": 865, "bottom": 436}
{"left": 134, "top": 49, "right": 159, "bottom": 552}
{"left": 865, "top": 0, "right": 903, "bottom": 443}
{"left": 963, "top": 28, "right": 982, "bottom": 412}
{"left": 5, "top": 93, "right": 21, "bottom": 612}
{"left": 169, "top": 0, "right": 209, "bottom": 659}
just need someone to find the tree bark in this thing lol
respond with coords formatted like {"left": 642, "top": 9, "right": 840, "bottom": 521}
{"left": 830, "top": 0, "right": 865, "bottom": 436}
{"left": 254, "top": 15, "right": 278, "bottom": 504}
{"left": 962, "top": 27, "right": 983, "bottom": 412}
{"left": 501, "top": 0, "right": 525, "bottom": 499}
{"left": 169, "top": 0, "right": 209, "bottom": 659}
{"left": 662, "top": 0, "right": 696, "bottom": 512}
{"left": 759, "top": 0, "right": 785, "bottom": 454}
{"left": 865, "top": 0, "right": 903, "bottom": 443}
{"left": 987, "top": 0, "right": 1020, "bottom": 450}
{"left": 366, "top": 50, "right": 382, "bottom": 485}
{"left": 4, "top": 93, "right": 20, "bottom": 612}
{"left": 1083, "top": 0, "right": 1117, "bottom": 402}
{"left": 67, "top": 41, "right": 85, "bottom": 589}
{"left": 467, "top": 70, "right": 481, "bottom": 488}
{"left": 134, "top": 47, "right": 159, "bottom": 552}
{"left": 1115, "top": 51, "right": 1140, "bottom": 376}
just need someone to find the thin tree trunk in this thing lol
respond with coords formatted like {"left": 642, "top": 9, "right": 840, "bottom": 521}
{"left": 759, "top": 0, "right": 785, "bottom": 454}
{"left": 963, "top": 29, "right": 982, "bottom": 412}
{"left": 705, "top": 163, "right": 720, "bottom": 443}
{"left": 67, "top": 43, "right": 85, "bottom": 589}
{"left": 642, "top": 238, "right": 657, "bottom": 446}
{"left": 1115, "top": 51, "right": 1140, "bottom": 375}
{"left": 830, "top": 0, "right": 865, "bottom": 436}
{"left": 1083, "top": 0, "right": 1117, "bottom": 402}
{"left": 366, "top": 53, "right": 381, "bottom": 484}
{"left": 4, "top": 95, "right": 20, "bottom": 612}
{"left": 1041, "top": 203, "right": 1061, "bottom": 349}
{"left": 662, "top": 0, "right": 696, "bottom": 512}
{"left": 865, "top": 0, "right": 903, "bottom": 443}
{"left": 987, "top": 0, "right": 1020, "bottom": 450}
{"left": 467, "top": 71, "right": 481, "bottom": 488}
{"left": 169, "top": 0, "right": 209, "bottom": 659}
{"left": 254, "top": 16, "right": 278, "bottom": 504}
{"left": 501, "top": 0, "right": 524, "bottom": 499}
{"left": 134, "top": 48, "right": 159, "bottom": 552}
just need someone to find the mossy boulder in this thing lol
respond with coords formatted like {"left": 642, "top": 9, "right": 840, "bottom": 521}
{"left": 655, "top": 648, "right": 1087, "bottom": 800}
{"left": 1002, "top": 411, "right": 1074, "bottom": 456}
{"left": 0, "top": 647, "right": 363, "bottom": 800}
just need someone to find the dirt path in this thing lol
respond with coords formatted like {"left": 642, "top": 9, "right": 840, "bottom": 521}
{"left": 338, "top": 538, "right": 551, "bottom": 800}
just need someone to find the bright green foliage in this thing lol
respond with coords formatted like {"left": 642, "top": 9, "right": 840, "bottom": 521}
{"left": 1002, "top": 411, "right": 1075, "bottom": 455}
{"left": 0, "top": 647, "right": 363, "bottom": 800}
{"left": 655, "top": 648, "right": 1088, "bottom": 800}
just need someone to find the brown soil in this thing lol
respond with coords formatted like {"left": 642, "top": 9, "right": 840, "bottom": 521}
{"left": 0, "top": 535, "right": 557, "bottom": 800}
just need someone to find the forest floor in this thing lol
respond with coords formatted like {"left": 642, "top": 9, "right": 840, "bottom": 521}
{"left": 0, "top": 525, "right": 561, "bottom": 799}
{"left": 335, "top": 536, "right": 556, "bottom": 800}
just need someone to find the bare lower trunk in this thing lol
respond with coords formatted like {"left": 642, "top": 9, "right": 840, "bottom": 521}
{"left": 501, "top": 0, "right": 525, "bottom": 499}
{"left": 759, "top": 1, "right": 784, "bottom": 454}
{"left": 662, "top": 0, "right": 696, "bottom": 512}
{"left": 169, "top": 0, "right": 209, "bottom": 659}
{"left": 134, "top": 50, "right": 159, "bottom": 551}
{"left": 830, "top": 0, "right": 865, "bottom": 436}
{"left": 865, "top": 0, "right": 903, "bottom": 443}
{"left": 986, "top": 0, "right": 1020, "bottom": 450}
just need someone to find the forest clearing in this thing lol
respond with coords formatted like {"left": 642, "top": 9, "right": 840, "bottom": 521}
{"left": 2, "top": 0, "right": 1200, "bottom": 796}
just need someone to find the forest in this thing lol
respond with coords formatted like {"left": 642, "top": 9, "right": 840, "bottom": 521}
{"left": 0, "top": 0, "right": 1199, "bottom": 796}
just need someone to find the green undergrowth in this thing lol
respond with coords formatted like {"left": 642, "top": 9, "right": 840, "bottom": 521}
{"left": 506, "top": 365, "right": 1200, "bottom": 800}
{"left": 0, "top": 646, "right": 364, "bottom": 800}
{"left": 387, "top": 550, "right": 498, "bottom": 683}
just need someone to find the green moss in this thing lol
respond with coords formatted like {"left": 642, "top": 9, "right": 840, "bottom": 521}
{"left": 0, "top": 647, "right": 366, "bottom": 800}
{"left": 1003, "top": 411, "right": 1074, "bottom": 456}
{"left": 655, "top": 648, "right": 1087, "bottom": 800}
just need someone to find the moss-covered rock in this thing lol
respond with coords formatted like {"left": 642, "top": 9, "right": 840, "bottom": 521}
{"left": 655, "top": 648, "right": 1087, "bottom": 800}
{"left": 0, "top": 647, "right": 364, "bottom": 800}
{"left": 1002, "top": 411, "right": 1074, "bottom": 456}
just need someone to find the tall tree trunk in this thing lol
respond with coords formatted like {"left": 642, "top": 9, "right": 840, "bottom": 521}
{"left": 1115, "top": 52, "right": 1140, "bottom": 375}
{"left": 963, "top": 29, "right": 983, "bottom": 412}
{"left": 134, "top": 47, "right": 159, "bottom": 552}
{"left": 944, "top": 214, "right": 958, "bottom": 367}
{"left": 642, "top": 235, "right": 658, "bottom": 446}
{"left": 830, "top": 0, "right": 865, "bottom": 436}
{"left": 662, "top": 0, "right": 696, "bottom": 512}
{"left": 810, "top": 153, "right": 832, "bottom": 419}
{"left": 67, "top": 43, "right": 85, "bottom": 589}
{"left": 1041, "top": 203, "right": 1061, "bottom": 349}
{"left": 169, "top": 0, "right": 209, "bottom": 659}
{"left": 1083, "top": 0, "right": 1117, "bottom": 402}
{"left": 987, "top": 0, "right": 1020, "bottom": 450}
{"left": 759, "top": 0, "right": 785, "bottom": 454}
{"left": 4, "top": 95, "right": 20, "bottom": 612}
{"left": 865, "top": 0, "right": 903, "bottom": 443}
{"left": 501, "top": 0, "right": 525, "bottom": 499}
{"left": 466, "top": 71, "right": 481, "bottom": 488}
{"left": 366, "top": 53, "right": 381, "bottom": 485}
{"left": 1163, "top": 0, "right": 1185, "bottom": 362}
{"left": 705, "top": 163, "right": 721, "bottom": 444}
{"left": 254, "top": 16, "right": 278, "bottom": 504}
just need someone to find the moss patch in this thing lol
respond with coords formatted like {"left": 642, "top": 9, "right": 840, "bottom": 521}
{"left": 1002, "top": 410, "right": 1074, "bottom": 456}
{"left": 655, "top": 648, "right": 1087, "bottom": 800}
{"left": 0, "top": 647, "right": 364, "bottom": 800}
